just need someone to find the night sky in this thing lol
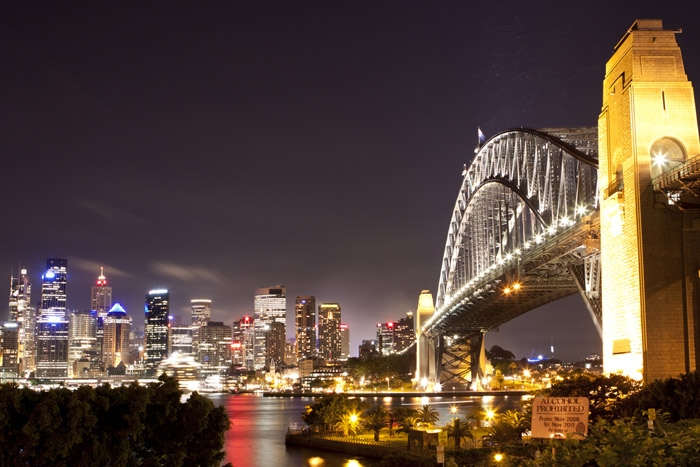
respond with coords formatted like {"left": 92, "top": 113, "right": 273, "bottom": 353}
{"left": 2, "top": 2, "right": 699, "bottom": 362}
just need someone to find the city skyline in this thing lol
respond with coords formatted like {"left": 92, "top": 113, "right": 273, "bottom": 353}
{"left": 2, "top": 3, "right": 699, "bottom": 362}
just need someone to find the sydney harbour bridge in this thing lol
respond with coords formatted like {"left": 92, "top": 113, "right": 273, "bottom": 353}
{"left": 413, "top": 19, "right": 700, "bottom": 388}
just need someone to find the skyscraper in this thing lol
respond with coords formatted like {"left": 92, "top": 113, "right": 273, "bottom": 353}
{"left": 36, "top": 258, "right": 69, "bottom": 377}
{"left": 318, "top": 303, "right": 341, "bottom": 363}
{"left": 265, "top": 321, "right": 285, "bottom": 368}
{"left": 376, "top": 322, "right": 395, "bottom": 356}
{"left": 394, "top": 312, "right": 415, "bottom": 353}
{"left": 253, "top": 285, "right": 286, "bottom": 370}
{"left": 339, "top": 323, "right": 350, "bottom": 361}
{"left": 1, "top": 322, "right": 20, "bottom": 377}
{"left": 295, "top": 296, "right": 315, "bottom": 362}
{"left": 190, "top": 299, "right": 212, "bottom": 359}
{"left": 198, "top": 321, "right": 232, "bottom": 375}
{"left": 145, "top": 289, "right": 170, "bottom": 373}
{"left": 90, "top": 268, "right": 112, "bottom": 369}
{"left": 191, "top": 299, "right": 211, "bottom": 327}
{"left": 40, "top": 258, "right": 67, "bottom": 319}
{"left": 103, "top": 303, "right": 131, "bottom": 368}
{"left": 232, "top": 316, "right": 255, "bottom": 370}
{"left": 68, "top": 309, "right": 97, "bottom": 377}
{"left": 8, "top": 268, "right": 34, "bottom": 373}
{"left": 90, "top": 267, "right": 112, "bottom": 316}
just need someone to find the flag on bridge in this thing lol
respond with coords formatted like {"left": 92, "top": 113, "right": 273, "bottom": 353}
{"left": 478, "top": 126, "right": 486, "bottom": 146}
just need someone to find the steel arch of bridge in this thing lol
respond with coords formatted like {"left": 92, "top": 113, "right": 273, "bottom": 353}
{"left": 420, "top": 128, "right": 602, "bottom": 386}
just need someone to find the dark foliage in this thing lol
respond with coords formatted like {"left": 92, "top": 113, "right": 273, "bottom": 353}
{"left": 536, "top": 373, "right": 641, "bottom": 421}
{"left": 0, "top": 375, "right": 230, "bottom": 467}
{"left": 621, "top": 370, "right": 700, "bottom": 421}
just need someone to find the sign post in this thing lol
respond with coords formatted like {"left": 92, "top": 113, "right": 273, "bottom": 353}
{"left": 531, "top": 396, "right": 589, "bottom": 439}
{"left": 436, "top": 445, "right": 445, "bottom": 465}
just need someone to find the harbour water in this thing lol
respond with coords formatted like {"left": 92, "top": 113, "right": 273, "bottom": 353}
{"left": 207, "top": 392, "right": 527, "bottom": 467}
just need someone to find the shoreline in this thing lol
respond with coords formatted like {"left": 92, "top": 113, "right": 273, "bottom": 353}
{"left": 263, "top": 389, "right": 531, "bottom": 398}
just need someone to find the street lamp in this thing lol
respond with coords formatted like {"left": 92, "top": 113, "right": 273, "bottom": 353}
{"left": 386, "top": 377, "right": 390, "bottom": 391}
{"left": 450, "top": 404, "right": 458, "bottom": 415}
{"left": 350, "top": 413, "right": 359, "bottom": 437}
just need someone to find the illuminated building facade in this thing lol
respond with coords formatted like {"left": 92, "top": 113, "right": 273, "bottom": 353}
{"left": 90, "top": 267, "right": 112, "bottom": 315}
{"left": 232, "top": 316, "right": 255, "bottom": 370}
{"left": 145, "top": 289, "right": 170, "bottom": 373}
{"left": 1, "top": 322, "right": 20, "bottom": 377}
{"left": 36, "top": 258, "right": 69, "bottom": 378}
{"left": 198, "top": 321, "right": 232, "bottom": 374}
{"left": 191, "top": 299, "right": 212, "bottom": 327}
{"left": 190, "top": 299, "right": 212, "bottom": 358}
{"left": 253, "top": 285, "right": 286, "bottom": 370}
{"left": 376, "top": 322, "right": 395, "bottom": 356}
{"left": 8, "top": 268, "right": 34, "bottom": 373}
{"left": 171, "top": 325, "right": 194, "bottom": 356}
{"left": 295, "top": 296, "right": 315, "bottom": 362}
{"left": 68, "top": 309, "right": 97, "bottom": 376}
{"left": 599, "top": 20, "right": 700, "bottom": 380}
{"left": 103, "top": 303, "right": 131, "bottom": 368}
{"left": 317, "top": 303, "right": 341, "bottom": 362}
{"left": 393, "top": 311, "right": 414, "bottom": 353}
{"left": 265, "top": 321, "right": 285, "bottom": 368}
{"left": 339, "top": 324, "right": 350, "bottom": 361}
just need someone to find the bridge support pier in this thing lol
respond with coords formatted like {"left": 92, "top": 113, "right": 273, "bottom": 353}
{"left": 437, "top": 332, "right": 486, "bottom": 391}
{"left": 415, "top": 290, "right": 438, "bottom": 390}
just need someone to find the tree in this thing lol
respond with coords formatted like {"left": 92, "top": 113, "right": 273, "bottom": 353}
{"left": 621, "top": 370, "right": 700, "bottom": 421}
{"left": 445, "top": 417, "right": 474, "bottom": 449}
{"left": 398, "top": 415, "right": 421, "bottom": 435}
{"left": 334, "top": 412, "right": 360, "bottom": 437}
{"left": 539, "top": 373, "right": 641, "bottom": 421}
{"left": 0, "top": 375, "right": 231, "bottom": 467}
{"left": 486, "top": 345, "right": 515, "bottom": 361}
{"left": 363, "top": 405, "right": 388, "bottom": 441}
{"left": 416, "top": 404, "right": 440, "bottom": 426}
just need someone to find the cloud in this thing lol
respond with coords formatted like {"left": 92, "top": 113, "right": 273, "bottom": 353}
{"left": 150, "top": 261, "right": 223, "bottom": 284}
{"left": 73, "top": 197, "right": 148, "bottom": 225}
{"left": 69, "top": 257, "right": 134, "bottom": 278}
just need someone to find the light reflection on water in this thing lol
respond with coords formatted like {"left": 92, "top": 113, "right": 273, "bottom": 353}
{"left": 207, "top": 393, "right": 527, "bottom": 467}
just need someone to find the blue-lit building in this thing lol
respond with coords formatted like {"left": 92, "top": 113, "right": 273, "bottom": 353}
{"left": 36, "top": 258, "right": 69, "bottom": 378}
{"left": 145, "top": 289, "right": 170, "bottom": 374}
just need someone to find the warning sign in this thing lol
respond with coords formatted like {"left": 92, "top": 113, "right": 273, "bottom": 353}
{"left": 531, "top": 396, "right": 589, "bottom": 438}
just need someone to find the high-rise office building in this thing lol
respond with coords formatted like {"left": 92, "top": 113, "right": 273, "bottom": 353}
{"left": 90, "top": 267, "right": 112, "bottom": 316}
{"left": 190, "top": 299, "right": 212, "bottom": 359}
{"left": 339, "top": 323, "right": 350, "bottom": 361}
{"left": 8, "top": 268, "right": 34, "bottom": 373}
{"left": 40, "top": 258, "right": 67, "bottom": 319}
{"left": 145, "top": 289, "right": 170, "bottom": 373}
{"left": 265, "top": 321, "right": 285, "bottom": 368}
{"left": 1, "top": 322, "right": 20, "bottom": 377}
{"left": 394, "top": 311, "right": 415, "bottom": 353}
{"left": 36, "top": 258, "right": 69, "bottom": 377}
{"left": 191, "top": 299, "right": 211, "bottom": 327}
{"left": 68, "top": 309, "right": 97, "bottom": 376}
{"left": 103, "top": 303, "right": 131, "bottom": 368}
{"left": 232, "top": 316, "right": 255, "bottom": 369}
{"left": 91, "top": 268, "right": 112, "bottom": 365}
{"left": 376, "top": 322, "right": 395, "bottom": 356}
{"left": 171, "top": 325, "right": 194, "bottom": 356}
{"left": 253, "top": 285, "right": 286, "bottom": 370}
{"left": 318, "top": 303, "right": 342, "bottom": 363}
{"left": 295, "top": 296, "right": 315, "bottom": 362}
{"left": 198, "top": 321, "right": 232, "bottom": 374}
{"left": 9, "top": 268, "right": 30, "bottom": 321}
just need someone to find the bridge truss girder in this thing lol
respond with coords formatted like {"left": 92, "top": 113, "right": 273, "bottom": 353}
{"left": 425, "top": 128, "right": 601, "bottom": 341}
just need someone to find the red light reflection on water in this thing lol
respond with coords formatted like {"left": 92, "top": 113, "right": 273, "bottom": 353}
{"left": 211, "top": 393, "right": 368, "bottom": 467}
